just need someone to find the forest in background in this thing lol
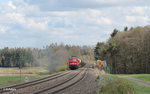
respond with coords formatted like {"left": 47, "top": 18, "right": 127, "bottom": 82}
{"left": 94, "top": 25, "right": 150, "bottom": 74}
{"left": 0, "top": 44, "right": 94, "bottom": 72}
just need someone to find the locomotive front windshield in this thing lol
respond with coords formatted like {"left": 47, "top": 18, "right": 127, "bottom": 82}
{"left": 69, "top": 58, "right": 77, "bottom": 62}
{"left": 73, "top": 59, "right": 77, "bottom": 61}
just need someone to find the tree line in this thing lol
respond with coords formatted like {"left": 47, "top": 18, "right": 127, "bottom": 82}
{"left": 0, "top": 47, "right": 33, "bottom": 67}
{"left": 0, "top": 44, "right": 94, "bottom": 70}
{"left": 94, "top": 25, "right": 150, "bottom": 74}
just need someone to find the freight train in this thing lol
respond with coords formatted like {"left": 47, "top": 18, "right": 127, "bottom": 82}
{"left": 68, "top": 56, "right": 85, "bottom": 70}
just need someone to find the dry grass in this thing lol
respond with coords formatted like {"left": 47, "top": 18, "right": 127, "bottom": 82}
{"left": 0, "top": 67, "right": 47, "bottom": 74}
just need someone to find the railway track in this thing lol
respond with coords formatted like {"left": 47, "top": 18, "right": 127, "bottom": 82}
{"left": 33, "top": 68, "right": 88, "bottom": 94}
{"left": 0, "top": 65, "right": 90, "bottom": 94}
{"left": 0, "top": 70, "right": 72, "bottom": 94}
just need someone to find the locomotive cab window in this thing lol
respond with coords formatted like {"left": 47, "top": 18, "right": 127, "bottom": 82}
{"left": 73, "top": 59, "right": 76, "bottom": 61}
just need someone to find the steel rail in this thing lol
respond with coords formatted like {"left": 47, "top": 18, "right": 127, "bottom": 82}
{"left": 0, "top": 70, "right": 71, "bottom": 93}
{"left": 33, "top": 68, "right": 87, "bottom": 94}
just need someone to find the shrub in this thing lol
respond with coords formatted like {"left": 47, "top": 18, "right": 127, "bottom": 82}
{"left": 100, "top": 80, "right": 135, "bottom": 94}
{"left": 56, "top": 64, "right": 67, "bottom": 72}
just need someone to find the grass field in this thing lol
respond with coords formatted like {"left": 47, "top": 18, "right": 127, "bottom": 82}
{"left": 0, "top": 74, "right": 48, "bottom": 88}
{"left": 0, "top": 66, "right": 68, "bottom": 88}
{"left": 0, "top": 67, "right": 49, "bottom": 88}
{"left": 99, "top": 74, "right": 150, "bottom": 94}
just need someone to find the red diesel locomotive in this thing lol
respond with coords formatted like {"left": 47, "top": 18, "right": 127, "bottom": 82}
{"left": 68, "top": 56, "right": 85, "bottom": 70}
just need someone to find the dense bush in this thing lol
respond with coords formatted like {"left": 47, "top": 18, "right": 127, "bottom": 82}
{"left": 100, "top": 80, "right": 135, "bottom": 94}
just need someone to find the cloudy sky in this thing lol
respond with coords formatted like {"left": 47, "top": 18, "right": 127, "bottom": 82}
{"left": 0, "top": 0, "right": 150, "bottom": 48}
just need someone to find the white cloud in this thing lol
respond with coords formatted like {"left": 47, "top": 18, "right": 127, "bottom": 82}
{"left": 126, "top": 16, "right": 149, "bottom": 24}
{"left": 5, "top": 12, "right": 48, "bottom": 31}
{"left": 8, "top": 1, "right": 16, "bottom": 9}
{"left": 6, "top": 13, "right": 25, "bottom": 24}
{"left": 126, "top": 16, "right": 136, "bottom": 23}
{"left": 0, "top": 26, "right": 9, "bottom": 34}
{"left": 50, "top": 28, "right": 76, "bottom": 39}
{"left": 130, "top": 6, "right": 150, "bottom": 15}
{"left": 25, "top": 19, "right": 48, "bottom": 31}
{"left": 98, "top": 17, "right": 112, "bottom": 25}
{"left": 0, "top": 28, "right": 6, "bottom": 34}
{"left": 0, "top": 0, "right": 150, "bottom": 48}
{"left": 25, "top": 0, "right": 150, "bottom": 11}
{"left": 132, "top": 7, "right": 145, "bottom": 15}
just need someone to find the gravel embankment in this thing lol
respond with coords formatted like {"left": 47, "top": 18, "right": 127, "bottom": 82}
{"left": 58, "top": 68, "right": 99, "bottom": 94}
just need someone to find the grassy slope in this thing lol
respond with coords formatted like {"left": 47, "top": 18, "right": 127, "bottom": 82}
{"left": 106, "top": 74, "right": 150, "bottom": 94}
{"left": 99, "top": 74, "right": 135, "bottom": 94}
{"left": 122, "top": 79, "right": 150, "bottom": 94}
